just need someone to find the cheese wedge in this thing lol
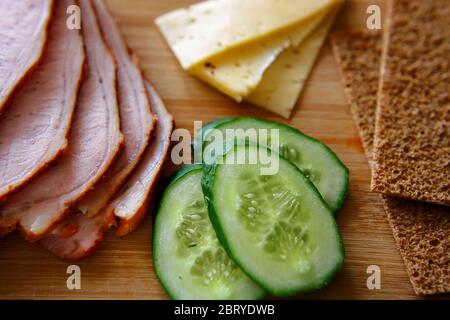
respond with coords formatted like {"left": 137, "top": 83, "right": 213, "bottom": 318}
{"left": 155, "top": 0, "right": 338, "bottom": 69}
{"left": 246, "top": 6, "right": 341, "bottom": 118}
{"left": 188, "top": 10, "right": 329, "bottom": 101}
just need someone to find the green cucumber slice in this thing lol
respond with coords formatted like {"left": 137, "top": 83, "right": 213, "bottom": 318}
{"left": 193, "top": 117, "right": 236, "bottom": 161}
{"left": 202, "top": 117, "right": 349, "bottom": 212}
{"left": 202, "top": 144, "right": 345, "bottom": 296}
{"left": 200, "top": 117, "right": 236, "bottom": 140}
{"left": 153, "top": 165, "right": 265, "bottom": 300}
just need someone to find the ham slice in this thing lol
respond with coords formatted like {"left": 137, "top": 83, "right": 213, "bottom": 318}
{"left": 77, "top": 0, "right": 155, "bottom": 218}
{"left": 41, "top": 81, "right": 174, "bottom": 260}
{"left": 113, "top": 82, "right": 174, "bottom": 236}
{"left": 0, "top": 0, "right": 123, "bottom": 241}
{"left": 0, "top": 0, "right": 84, "bottom": 200}
{"left": 0, "top": 0, "right": 54, "bottom": 113}
{"left": 40, "top": 207, "right": 117, "bottom": 261}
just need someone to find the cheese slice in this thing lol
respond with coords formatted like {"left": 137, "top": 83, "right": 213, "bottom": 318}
{"left": 246, "top": 6, "right": 341, "bottom": 118}
{"left": 188, "top": 10, "right": 330, "bottom": 101}
{"left": 155, "top": 0, "right": 338, "bottom": 69}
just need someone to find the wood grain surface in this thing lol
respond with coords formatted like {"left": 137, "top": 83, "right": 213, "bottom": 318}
{"left": 0, "top": 0, "right": 447, "bottom": 300}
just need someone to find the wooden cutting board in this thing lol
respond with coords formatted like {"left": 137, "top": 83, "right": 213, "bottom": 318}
{"left": 0, "top": 0, "right": 445, "bottom": 300}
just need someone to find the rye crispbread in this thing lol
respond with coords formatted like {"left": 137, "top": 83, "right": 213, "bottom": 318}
{"left": 331, "top": 29, "right": 450, "bottom": 295}
{"left": 330, "top": 30, "right": 381, "bottom": 163}
{"left": 371, "top": 0, "right": 450, "bottom": 206}
{"left": 382, "top": 196, "right": 450, "bottom": 295}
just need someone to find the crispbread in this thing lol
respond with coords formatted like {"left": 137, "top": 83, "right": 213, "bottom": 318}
{"left": 371, "top": 0, "right": 450, "bottom": 206}
{"left": 382, "top": 196, "right": 450, "bottom": 295}
{"left": 330, "top": 30, "right": 381, "bottom": 163}
{"left": 331, "top": 29, "right": 450, "bottom": 295}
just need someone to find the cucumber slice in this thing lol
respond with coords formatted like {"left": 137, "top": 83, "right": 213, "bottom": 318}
{"left": 200, "top": 117, "right": 236, "bottom": 139}
{"left": 153, "top": 165, "right": 265, "bottom": 300}
{"left": 202, "top": 117, "right": 349, "bottom": 212}
{"left": 202, "top": 144, "right": 345, "bottom": 296}
{"left": 193, "top": 117, "right": 236, "bottom": 161}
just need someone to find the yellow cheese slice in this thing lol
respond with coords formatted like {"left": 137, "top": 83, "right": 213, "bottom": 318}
{"left": 246, "top": 6, "right": 341, "bottom": 118}
{"left": 188, "top": 10, "right": 329, "bottom": 102}
{"left": 155, "top": 0, "right": 338, "bottom": 70}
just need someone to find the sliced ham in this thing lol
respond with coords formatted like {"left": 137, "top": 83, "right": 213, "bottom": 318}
{"left": 114, "top": 82, "right": 174, "bottom": 236}
{"left": 0, "top": 0, "right": 53, "bottom": 113}
{"left": 41, "top": 81, "right": 174, "bottom": 260}
{"left": 77, "top": 0, "right": 155, "bottom": 218}
{"left": 0, "top": 0, "right": 84, "bottom": 200}
{"left": 0, "top": 0, "right": 123, "bottom": 241}
{"left": 40, "top": 207, "right": 117, "bottom": 261}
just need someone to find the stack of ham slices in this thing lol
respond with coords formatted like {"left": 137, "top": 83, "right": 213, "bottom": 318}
{"left": 0, "top": 0, "right": 174, "bottom": 261}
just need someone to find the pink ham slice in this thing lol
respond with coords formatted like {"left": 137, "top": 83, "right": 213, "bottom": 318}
{"left": 0, "top": 0, "right": 53, "bottom": 113}
{"left": 41, "top": 81, "right": 174, "bottom": 261}
{"left": 77, "top": 0, "right": 155, "bottom": 218}
{"left": 0, "top": 0, "right": 84, "bottom": 200}
{"left": 40, "top": 207, "right": 117, "bottom": 261}
{"left": 113, "top": 82, "right": 174, "bottom": 236}
{"left": 0, "top": 0, "right": 123, "bottom": 241}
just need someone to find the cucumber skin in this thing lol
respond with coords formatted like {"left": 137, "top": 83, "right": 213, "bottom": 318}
{"left": 203, "top": 117, "right": 350, "bottom": 213}
{"left": 192, "top": 117, "right": 236, "bottom": 162}
{"left": 166, "top": 164, "right": 205, "bottom": 188}
{"left": 153, "top": 164, "right": 266, "bottom": 300}
{"left": 201, "top": 150, "right": 346, "bottom": 297}
{"left": 200, "top": 117, "right": 237, "bottom": 140}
